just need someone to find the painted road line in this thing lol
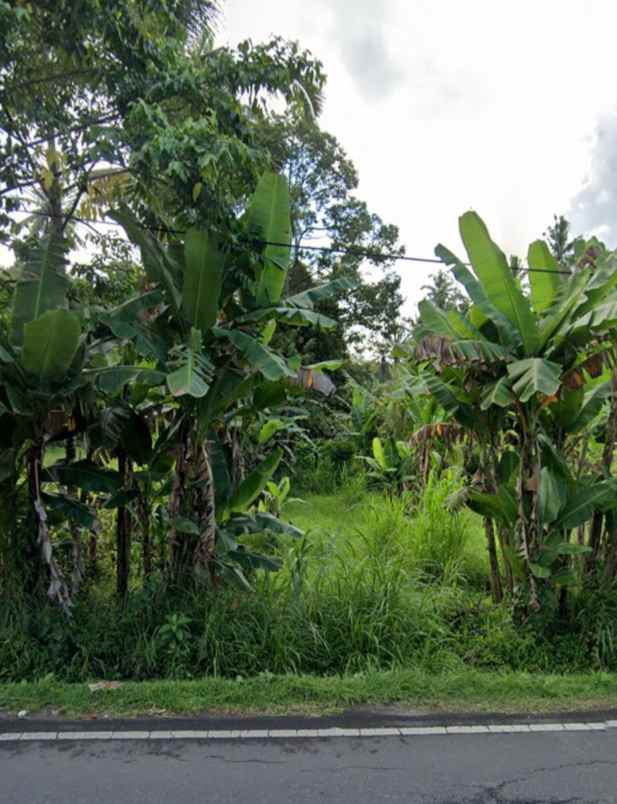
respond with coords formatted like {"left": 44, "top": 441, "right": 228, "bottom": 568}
{"left": 1, "top": 720, "right": 617, "bottom": 742}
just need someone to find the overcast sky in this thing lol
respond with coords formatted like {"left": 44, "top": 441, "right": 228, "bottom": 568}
{"left": 220, "top": 0, "right": 617, "bottom": 314}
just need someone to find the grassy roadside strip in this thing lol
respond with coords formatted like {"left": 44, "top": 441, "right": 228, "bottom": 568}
{"left": 1, "top": 670, "right": 617, "bottom": 718}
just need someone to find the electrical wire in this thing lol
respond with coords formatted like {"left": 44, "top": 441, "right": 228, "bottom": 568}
{"left": 3, "top": 204, "right": 575, "bottom": 276}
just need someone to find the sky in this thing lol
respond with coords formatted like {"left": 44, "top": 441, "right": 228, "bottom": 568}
{"left": 220, "top": 0, "right": 617, "bottom": 314}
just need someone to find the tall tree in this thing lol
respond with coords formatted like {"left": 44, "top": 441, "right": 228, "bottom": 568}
{"left": 258, "top": 113, "right": 405, "bottom": 359}
{"left": 0, "top": 2, "right": 325, "bottom": 243}
{"left": 544, "top": 214, "right": 576, "bottom": 265}
{"left": 420, "top": 268, "right": 467, "bottom": 312}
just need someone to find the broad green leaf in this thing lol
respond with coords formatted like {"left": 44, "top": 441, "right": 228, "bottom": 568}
{"left": 175, "top": 517, "right": 200, "bottom": 535}
{"left": 166, "top": 328, "right": 210, "bottom": 398}
{"left": 239, "top": 306, "right": 336, "bottom": 329}
{"left": 529, "top": 562, "right": 552, "bottom": 579}
{"left": 527, "top": 240, "right": 561, "bottom": 313}
{"left": 42, "top": 492, "right": 96, "bottom": 528}
{"left": 539, "top": 467, "right": 566, "bottom": 525}
{"left": 569, "top": 381, "right": 611, "bottom": 433}
{"left": 21, "top": 310, "right": 81, "bottom": 381}
{"left": 229, "top": 511, "right": 303, "bottom": 539}
{"left": 539, "top": 271, "right": 589, "bottom": 350}
{"left": 557, "top": 482, "right": 616, "bottom": 530}
{"left": 245, "top": 172, "right": 291, "bottom": 306}
{"left": 550, "top": 387, "right": 584, "bottom": 431}
{"left": 372, "top": 437, "right": 387, "bottom": 470}
{"left": 459, "top": 212, "right": 539, "bottom": 353}
{"left": 284, "top": 276, "right": 358, "bottom": 308}
{"left": 227, "top": 448, "right": 283, "bottom": 513}
{"left": 423, "top": 375, "right": 462, "bottom": 415}
{"left": 418, "top": 299, "right": 479, "bottom": 340}
{"left": 98, "top": 406, "right": 152, "bottom": 464}
{"left": 109, "top": 205, "right": 181, "bottom": 311}
{"left": 85, "top": 366, "right": 166, "bottom": 396}
{"left": 258, "top": 419, "right": 287, "bottom": 444}
{"left": 183, "top": 229, "right": 224, "bottom": 332}
{"left": 480, "top": 377, "right": 514, "bottom": 410}
{"left": 569, "top": 297, "right": 617, "bottom": 336}
{"left": 507, "top": 357, "right": 561, "bottom": 402}
{"left": 103, "top": 489, "right": 140, "bottom": 509}
{"left": 213, "top": 328, "right": 295, "bottom": 381}
{"left": 198, "top": 369, "right": 256, "bottom": 431}
{"left": 305, "top": 360, "right": 345, "bottom": 371}
{"left": 10, "top": 231, "right": 69, "bottom": 345}
{"left": 104, "top": 290, "right": 164, "bottom": 326}
{"left": 555, "top": 542, "right": 592, "bottom": 555}
{"left": 46, "top": 461, "right": 122, "bottom": 493}
{"left": 467, "top": 486, "right": 517, "bottom": 525}
{"left": 0, "top": 448, "right": 16, "bottom": 482}
{"left": 435, "top": 244, "right": 520, "bottom": 348}
{"left": 261, "top": 319, "right": 276, "bottom": 345}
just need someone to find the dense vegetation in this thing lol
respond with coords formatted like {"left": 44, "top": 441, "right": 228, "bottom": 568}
{"left": 2, "top": 2, "right": 617, "bottom": 692}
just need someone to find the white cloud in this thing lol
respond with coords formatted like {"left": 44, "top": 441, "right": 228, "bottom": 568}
{"left": 571, "top": 113, "right": 617, "bottom": 246}
{"left": 221, "top": 0, "right": 617, "bottom": 315}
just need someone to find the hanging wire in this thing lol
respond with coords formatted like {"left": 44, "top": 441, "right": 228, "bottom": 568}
{"left": 2, "top": 204, "right": 574, "bottom": 276}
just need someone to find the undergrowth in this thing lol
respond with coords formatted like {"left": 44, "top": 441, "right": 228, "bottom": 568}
{"left": 2, "top": 475, "right": 617, "bottom": 682}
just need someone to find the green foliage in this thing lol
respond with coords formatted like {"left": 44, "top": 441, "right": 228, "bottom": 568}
{"left": 417, "top": 210, "right": 617, "bottom": 609}
{"left": 3, "top": 490, "right": 617, "bottom": 681}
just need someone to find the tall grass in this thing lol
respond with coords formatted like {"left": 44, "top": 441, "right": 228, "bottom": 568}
{"left": 2, "top": 480, "right": 614, "bottom": 681}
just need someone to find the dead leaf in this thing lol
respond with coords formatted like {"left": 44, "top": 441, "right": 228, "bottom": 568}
{"left": 88, "top": 681, "right": 122, "bottom": 692}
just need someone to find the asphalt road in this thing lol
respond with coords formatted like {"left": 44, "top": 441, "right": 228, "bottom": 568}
{"left": 2, "top": 729, "right": 617, "bottom": 804}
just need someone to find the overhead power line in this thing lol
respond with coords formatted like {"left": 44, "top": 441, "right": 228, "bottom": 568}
{"left": 4, "top": 205, "right": 574, "bottom": 276}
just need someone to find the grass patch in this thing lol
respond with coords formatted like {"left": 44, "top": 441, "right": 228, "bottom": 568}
{"left": 1, "top": 670, "right": 617, "bottom": 718}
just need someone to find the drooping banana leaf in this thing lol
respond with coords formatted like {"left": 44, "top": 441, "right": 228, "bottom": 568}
{"left": 166, "top": 327, "right": 211, "bottom": 398}
{"left": 507, "top": 357, "right": 561, "bottom": 402}
{"left": 539, "top": 467, "right": 567, "bottom": 525}
{"left": 458, "top": 212, "right": 539, "bottom": 354}
{"left": 21, "top": 309, "right": 81, "bottom": 382}
{"left": 44, "top": 460, "right": 122, "bottom": 493}
{"left": 183, "top": 229, "right": 225, "bottom": 332}
{"left": 109, "top": 205, "right": 181, "bottom": 312}
{"left": 238, "top": 306, "right": 337, "bottom": 328}
{"left": 226, "top": 448, "right": 283, "bottom": 513}
{"left": 283, "top": 276, "right": 358, "bottom": 309}
{"left": 418, "top": 299, "right": 482, "bottom": 340}
{"left": 10, "top": 231, "right": 69, "bottom": 345}
{"left": 84, "top": 366, "right": 166, "bottom": 396}
{"left": 480, "top": 377, "right": 514, "bottom": 410}
{"left": 245, "top": 172, "right": 291, "bottom": 306}
{"left": 527, "top": 240, "right": 561, "bottom": 314}
{"left": 557, "top": 481, "right": 617, "bottom": 530}
{"left": 213, "top": 327, "right": 295, "bottom": 381}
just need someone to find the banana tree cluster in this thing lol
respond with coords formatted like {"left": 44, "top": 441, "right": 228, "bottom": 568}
{"left": 1, "top": 171, "right": 351, "bottom": 606}
{"left": 414, "top": 211, "right": 617, "bottom": 610}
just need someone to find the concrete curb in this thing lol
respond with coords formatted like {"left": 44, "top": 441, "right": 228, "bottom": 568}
{"left": 2, "top": 720, "right": 617, "bottom": 742}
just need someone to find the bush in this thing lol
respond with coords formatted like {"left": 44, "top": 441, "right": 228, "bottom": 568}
{"left": 3, "top": 484, "right": 617, "bottom": 681}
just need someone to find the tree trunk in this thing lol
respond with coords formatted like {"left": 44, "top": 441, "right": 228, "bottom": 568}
{"left": 497, "top": 524, "right": 514, "bottom": 596}
{"left": 139, "top": 487, "right": 152, "bottom": 581}
{"left": 484, "top": 517, "right": 503, "bottom": 603}
{"left": 116, "top": 451, "right": 131, "bottom": 599}
{"left": 27, "top": 441, "right": 71, "bottom": 610}
{"left": 193, "top": 441, "right": 217, "bottom": 584}
{"left": 586, "top": 373, "right": 617, "bottom": 583}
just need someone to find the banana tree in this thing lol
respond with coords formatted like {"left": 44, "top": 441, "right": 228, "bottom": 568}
{"left": 416, "top": 212, "right": 617, "bottom": 610}
{"left": 109, "top": 171, "right": 353, "bottom": 585}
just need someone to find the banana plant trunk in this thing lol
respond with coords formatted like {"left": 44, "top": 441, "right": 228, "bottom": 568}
{"left": 116, "top": 450, "right": 132, "bottom": 599}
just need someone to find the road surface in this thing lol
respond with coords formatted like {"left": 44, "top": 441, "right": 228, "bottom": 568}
{"left": 2, "top": 725, "right": 617, "bottom": 803}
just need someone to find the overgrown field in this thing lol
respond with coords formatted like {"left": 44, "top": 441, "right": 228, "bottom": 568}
{"left": 3, "top": 472, "right": 616, "bottom": 684}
